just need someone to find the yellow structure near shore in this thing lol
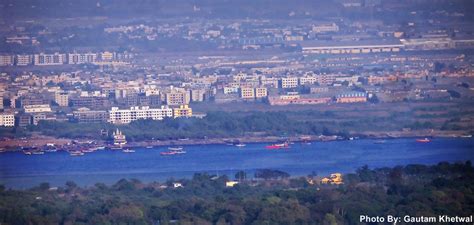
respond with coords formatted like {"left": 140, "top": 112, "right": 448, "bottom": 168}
{"left": 321, "top": 173, "right": 343, "bottom": 185}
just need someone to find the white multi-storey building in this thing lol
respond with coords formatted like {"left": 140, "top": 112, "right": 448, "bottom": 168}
{"left": 0, "top": 114, "right": 15, "bottom": 127}
{"left": 299, "top": 76, "right": 318, "bottom": 85}
{"left": 0, "top": 55, "right": 14, "bottom": 66}
{"left": 34, "top": 53, "right": 66, "bottom": 65}
{"left": 280, "top": 77, "right": 299, "bottom": 88}
{"left": 68, "top": 53, "right": 98, "bottom": 64}
{"left": 16, "top": 55, "right": 33, "bottom": 66}
{"left": 312, "top": 23, "right": 339, "bottom": 33}
{"left": 109, "top": 106, "right": 173, "bottom": 124}
{"left": 255, "top": 87, "right": 268, "bottom": 98}
{"left": 55, "top": 92, "right": 69, "bottom": 107}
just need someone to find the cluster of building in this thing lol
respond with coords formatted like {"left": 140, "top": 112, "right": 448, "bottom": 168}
{"left": 2, "top": 58, "right": 473, "bottom": 128}
{"left": 0, "top": 51, "right": 133, "bottom": 66}
{"left": 0, "top": 104, "right": 193, "bottom": 127}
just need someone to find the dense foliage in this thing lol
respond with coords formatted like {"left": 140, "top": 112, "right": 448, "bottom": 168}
{"left": 1, "top": 106, "right": 470, "bottom": 141}
{"left": 22, "top": 111, "right": 330, "bottom": 141}
{"left": 1, "top": 162, "right": 473, "bottom": 225}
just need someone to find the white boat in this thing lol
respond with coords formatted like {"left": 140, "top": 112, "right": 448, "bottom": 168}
{"left": 44, "top": 149, "right": 58, "bottom": 153}
{"left": 374, "top": 140, "right": 387, "bottom": 144}
{"left": 32, "top": 151, "right": 45, "bottom": 155}
{"left": 235, "top": 143, "right": 246, "bottom": 147}
{"left": 173, "top": 150, "right": 186, "bottom": 154}
{"left": 122, "top": 149, "right": 136, "bottom": 153}
{"left": 168, "top": 146, "right": 183, "bottom": 151}
{"left": 69, "top": 151, "right": 85, "bottom": 156}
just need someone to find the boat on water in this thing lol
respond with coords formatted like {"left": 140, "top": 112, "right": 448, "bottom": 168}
{"left": 31, "top": 151, "right": 45, "bottom": 155}
{"left": 44, "top": 149, "right": 58, "bottom": 153}
{"left": 82, "top": 149, "right": 95, "bottom": 153}
{"left": 461, "top": 134, "right": 472, "bottom": 138}
{"left": 145, "top": 146, "right": 153, "bottom": 149}
{"left": 89, "top": 146, "right": 105, "bottom": 151}
{"left": 265, "top": 143, "right": 289, "bottom": 150}
{"left": 416, "top": 138, "right": 431, "bottom": 143}
{"left": 160, "top": 151, "right": 178, "bottom": 156}
{"left": 122, "top": 149, "right": 136, "bottom": 153}
{"left": 168, "top": 146, "right": 183, "bottom": 151}
{"left": 235, "top": 143, "right": 246, "bottom": 147}
{"left": 23, "top": 151, "right": 32, "bottom": 155}
{"left": 161, "top": 148, "right": 186, "bottom": 156}
{"left": 374, "top": 140, "right": 387, "bottom": 144}
{"left": 69, "top": 151, "right": 85, "bottom": 156}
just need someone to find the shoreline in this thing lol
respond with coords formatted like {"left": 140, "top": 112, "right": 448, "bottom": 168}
{"left": 0, "top": 129, "right": 472, "bottom": 152}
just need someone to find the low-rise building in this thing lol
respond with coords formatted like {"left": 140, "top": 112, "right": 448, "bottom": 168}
{"left": 68, "top": 53, "right": 98, "bottom": 64}
{"left": 280, "top": 77, "right": 299, "bottom": 88}
{"left": 268, "top": 94, "right": 331, "bottom": 105}
{"left": 16, "top": 55, "right": 33, "bottom": 66}
{"left": 24, "top": 104, "right": 52, "bottom": 113}
{"left": 0, "top": 55, "right": 14, "bottom": 66}
{"left": 32, "top": 113, "right": 47, "bottom": 125}
{"left": 0, "top": 113, "right": 15, "bottom": 127}
{"left": 165, "top": 88, "right": 190, "bottom": 106}
{"left": 336, "top": 92, "right": 367, "bottom": 103}
{"left": 70, "top": 96, "right": 109, "bottom": 109}
{"left": 173, "top": 105, "right": 193, "bottom": 118}
{"left": 240, "top": 87, "right": 255, "bottom": 99}
{"left": 16, "top": 114, "right": 32, "bottom": 127}
{"left": 34, "top": 53, "right": 66, "bottom": 65}
{"left": 255, "top": 87, "right": 268, "bottom": 98}
{"left": 73, "top": 108, "right": 108, "bottom": 123}
{"left": 312, "top": 23, "right": 339, "bottom": 33}
{"left": 55, "top": 92, "right": 69, "bottom": 107}
{"left": 224, "top": 86, "right": 239, "bottom": 94}
{"left": 190, "top": 89, "right": 206, "bottom": 102}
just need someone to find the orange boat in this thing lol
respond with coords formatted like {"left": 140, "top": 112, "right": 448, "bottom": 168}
{"left": 265, "top": 143, "right": 289, "bottom": 150}
{"left": 416, "top": 138, "right": 431, "bottom": 143}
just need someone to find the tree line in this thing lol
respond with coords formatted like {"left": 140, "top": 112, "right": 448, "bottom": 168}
{"left": 0, "top": 161, "right": 473, "bottom": 225}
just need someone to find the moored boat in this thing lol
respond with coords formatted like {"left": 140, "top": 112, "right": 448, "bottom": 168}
{"left": 122, "top": 149, "right": 136, "bottom": 153}
{"left": 69, "top": 151, "right": 85, "bottom": 156}
{"left": 32, "top": 151, "right": 45, "bottom": 155}
{"left": 265, "top": 143, "right": 289, "bottom": 150}
{"left": 374, "top": 140, "right": 387, "bottom": 144}
{"left": 161, "top": 148, "right": 186, "bottom": 156}
{"left": 160, "top": 151, "right": 178, "bottom": 156}
{"left": 235, "top": 143, "right": 246, "bottom": 147}
{"left": 416, "top": 138, "right": 431, "bottom": 143}
{"left": 168, "top": 146, "right": 183, "bottom": 151}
